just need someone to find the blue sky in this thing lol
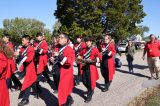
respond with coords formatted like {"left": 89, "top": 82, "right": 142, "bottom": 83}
{"left": 0, "top": 0, "right": 57, "bottom": 31}
{"left": 0, "top": 0, "right": 159, "bottom": 36}
{"left": 141, "top": 0, "right": 160, "bottom": 37}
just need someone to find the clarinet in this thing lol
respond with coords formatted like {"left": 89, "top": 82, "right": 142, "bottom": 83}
{"left": 51, "top": 54, "right": 62, "bottom": 74}
{"left": 35, "top": 44, "right": 41, "bottom": 64}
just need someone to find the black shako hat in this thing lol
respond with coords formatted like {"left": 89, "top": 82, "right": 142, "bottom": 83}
{"left": 3, "top": 34, "right": 11, "bottom": 38}
{"left": 36, "top": 32, "right": 44, "bottom": 37}
{"left": 84, "top": 36, "right": 93, "bottom": 42}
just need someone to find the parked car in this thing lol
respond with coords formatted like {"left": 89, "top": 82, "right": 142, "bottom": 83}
{"left": 118, "top": 43, "right": 127, "bottom": 52}
{"left": 133, "top": 40, "right": 146, "bottom": 50}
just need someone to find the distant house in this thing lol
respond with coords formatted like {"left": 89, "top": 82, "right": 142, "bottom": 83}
{"left": 129, "top": 34, "right": 142, "bottom": 42}
{"left": 127, "top": 35, "right": 145, "bottom": 49}
{"left": 135, "top": 34, "right": 142, "bottom": 42}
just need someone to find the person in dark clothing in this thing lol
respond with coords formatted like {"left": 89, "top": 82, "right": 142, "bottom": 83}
{"left": 125, "top": 40, "right": 135, "bottom": 73}
{"left": 115, "top": 44, "right": 121, "bottom": 57}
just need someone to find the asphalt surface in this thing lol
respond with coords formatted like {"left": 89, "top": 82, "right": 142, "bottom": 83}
{"left": 10, "top": 51, "right": 160, "bottom": 106}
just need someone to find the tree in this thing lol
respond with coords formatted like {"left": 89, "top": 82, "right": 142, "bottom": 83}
{"left": 54, "top": 0, "right": 146, "bottom": 41}
{"left": 2, "top": 17, "right": 52, "bottom": 44}
{"left": 103, "top": 0, "right": 146, "bottom": 39}
{"left": 0, "top": 28, "right": 4, "bottom": 37}
{"left": 54, "top": 0, "right": 105, "bottom": 39}
{"left": 138, "top": 25, "right": 149, "bottom": 37}
{"left": 44, "top": 29, "right": 52, "bottom": 44}
{"left": 52, "top": 20, "right": 61, "bottom": 36}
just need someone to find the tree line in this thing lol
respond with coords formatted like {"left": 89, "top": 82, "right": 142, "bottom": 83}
{"left": 54, "top": 0, "right": 148, "bottom": 41}
{"left": 0, "top": 0, "right": 149, "bottom": 44}
{"left": 0, "top": 17, "right": 52, "bottom": 45}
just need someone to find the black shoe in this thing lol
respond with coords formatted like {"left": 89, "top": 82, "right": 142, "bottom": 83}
{"left": 33, "top": 88, "right": 42, "bottom": 98}
{"left": 149, "top": 76, "right": 154, "bottom": 80}
{"left": 14, "top": 86, "right": 21, "bottom": 91}
{"left": 101, "top": 87, "right": 108, "bottom": 92}
{"left": 155, "top": 77, "right": 159, "bottom": 80}
{"left": 84, "top": 96, "right": 92, "bottom": 103}
{"left": 66, "top": 98, "right": 74, "bottom": 106}
{"left": 18, "top": 99, "right": 29, "bottom": 106}
{"left": 84, "top": 91, "right": 93, "bottom": 103}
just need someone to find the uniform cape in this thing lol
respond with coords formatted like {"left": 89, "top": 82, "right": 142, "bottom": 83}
{"left": 0, "top": 53, "right": 10, "bottom": 106}
{"left": 19, "top": 45, "right": 37, "bottom": 91}
{"left": 58, "top": 46, "right": 75, "bottom": 106}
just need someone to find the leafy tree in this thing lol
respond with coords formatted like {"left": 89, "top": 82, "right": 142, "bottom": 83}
{"left": 103, "top": 0, "right": 146, "bottom": 39}
{"left": 138, "top": 25, "right": 149, "bottom": 37}
{"left": 44, "top": 29, "right": 52, "bottom": 44}
{"left": 2, "top": 17, "right": 52, "bottom": 44}
{"left": 53, "top": 20, "right": 61, "bottom": 36}
{"left": 0, "top": 28, "right": 4, "bottom": 37}
{"left": 54, "top": 0, "right": 105, "bottom": 39}
{"left": 54, "top": 0, "right": 146, "bottom": 41}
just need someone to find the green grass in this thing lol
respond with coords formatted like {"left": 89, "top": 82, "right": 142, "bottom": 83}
{"left": 145, "top": 87, "right": 160, "bottom": 106}
{"left": 128, "top": 86, "right": 160, "bottom": 106}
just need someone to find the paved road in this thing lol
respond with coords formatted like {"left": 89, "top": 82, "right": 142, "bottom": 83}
{"left": 10, "top": 51, "right": 160, "bottom": 106}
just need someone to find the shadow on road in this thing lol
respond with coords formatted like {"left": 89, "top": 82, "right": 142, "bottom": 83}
{"left": 39, "top": 86, "right": 58, "bottom": 106}
{"left": 116, "top": 68, "right": 150, "bottom": 79}
{"left": 48, "top": 80, "right": 57, "bottom": 91}
{"left": 72, "top": 87, "right": 86, "bottom": 100}
{"left": 123, "top": 64, "right": 148, "bottom": 70}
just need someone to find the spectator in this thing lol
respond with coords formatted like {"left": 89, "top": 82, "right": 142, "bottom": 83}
{"left": 125, "top": 40, "right": 135, "bottom": 73}
{"left": 142, "top": 34, "right": 160, "bottom": 80}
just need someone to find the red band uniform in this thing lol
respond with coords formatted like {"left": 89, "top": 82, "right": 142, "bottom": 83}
{"left": 78, "top": 45, "right": 102, "bottom": 102}
{"left": 5, "top": 42, "right": 22, "bottom": 89}
{"left": 18, "top": 45, "right": 37, "bottom": 101}
{"left": 100, "top": 42, "right": 116, "bottom": 91}
{"left": 0, "top": 53, "right": 10, "bottom": 106}
{"left": 74, "top": 41, "right": 86, "bottom": 85}
{"left": 34, "top": 39, "right": 51, "bottom": 83}
{"left": 57, "top": 45, "right": 75, "bottom": 106}
{"left": 35, "top": 40, "right": 48, "bottom": 74}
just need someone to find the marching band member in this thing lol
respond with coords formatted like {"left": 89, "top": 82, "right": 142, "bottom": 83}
{"left": 0, "top": 38, "right": 13, "bottom": 106}
{"left": 100, "top": 34, "right": 116, "bottom": 92}
{"left": 3, "top": 34, "right": 22, "bottom": 90}
{"left": 35, "top": 32, "right": 51, "bottom": 83}
{"left": 74, "top": 35, "right": 86, "bottom": 85}
{"left": 54, "top": 33, "right": 75, "bottom": 106}
{"left": 50, "top": 41, "right": 60, "bottom": 93}
{"left": 77, "top": 36, "right": 102, "bottom": 103}
{"left": 15, "top": 35, "right": 37, "bottom": 106}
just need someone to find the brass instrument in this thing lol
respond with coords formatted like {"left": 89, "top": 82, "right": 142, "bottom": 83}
{"left": 75, "top": 58, "right": 87, "bottom": 66}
